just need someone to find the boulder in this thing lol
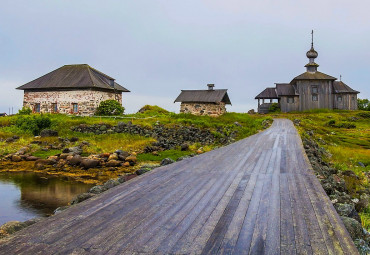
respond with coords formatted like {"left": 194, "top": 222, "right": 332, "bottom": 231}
{"left": 355, "top": 198, "right": 369, "bottom": 212}
{"left": 234, "top": 121, "right": 242, "bottom": 127}
{"left": 105, "top": 160, "right": 122, "bottom": 167}
{"left": 181, "top": 144, "right": 189, "bottom": 151}
{"left": 89, "top": 185, "right": 107, "bottom": 194}
{"left": 247, "top": 109, "right": 255, "bottom": 114}
{"left": 160, "top": 158, "right": 175, "bottom": 166}
{"left": 68, "top": 146, "right": 82, "bottom": 155}
{"left": 0, "top": 221, "right": 27, "bottom": 238}
{"left": 11, "top": 155, "right": 22, "bottom": 162}
{"left": 334, "top": 203, "right": 361, "bottom": 223}
{"left": 123, "top": 162, "right": 130, "bottom": 167}
{"left": 5, "top": 138, "right": 14, "bottom": 143}
{"left": 40, "top": 129, "right": 58, "bottom": 137}
{"left": 125, "top": 155, "right": 137, "bottom": 163}
{"left": 70, "top": 137, "right": 79, "bottom": 142}
{"left": 108, "top": 153, "right": 118, "bottom": 161}
{"left": 68, "top": 155, "right": 83, "bottom": 166}
{"left": 80, "top": 159, "right": 99, "bottom": 169}
{"left": 103, "top": 179, "right": 120, "bottom": 189}
{"left": 70, "top": 193, "right": 95, "bottom": 205}
{"left": 341, "top": 216, "right": 364, "bottom": 240}
{"left": 25, "top": 156, "right": 39, "bottom": 161}
{"left": 136, "top": 169, "right": 150, "bottom": 175}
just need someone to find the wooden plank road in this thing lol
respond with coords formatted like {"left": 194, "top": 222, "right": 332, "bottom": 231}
{"left": 0, "top": 119, "right": 358, "bottom": 254}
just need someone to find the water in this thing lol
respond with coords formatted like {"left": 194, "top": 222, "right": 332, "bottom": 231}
{"left": 0, "top": 172, "right": 93, "bottom": 225}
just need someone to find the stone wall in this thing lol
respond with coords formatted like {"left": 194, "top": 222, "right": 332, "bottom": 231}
{"left": 23, "top": 90, "right": 122, "bottom": 116}
{"left": 180, "top": 102, "right": 226, "bottom": 116}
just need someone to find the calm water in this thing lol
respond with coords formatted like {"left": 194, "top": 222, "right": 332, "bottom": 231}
{"left": 0, "top": 172, "right": 93, "bottom": 225}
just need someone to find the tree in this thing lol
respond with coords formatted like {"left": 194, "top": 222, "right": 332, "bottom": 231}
{"left": 358, "top": 98, "right": 370, "bottom": 111}
{"left": 95, "top": 100, "right": 125, "bottom": 116}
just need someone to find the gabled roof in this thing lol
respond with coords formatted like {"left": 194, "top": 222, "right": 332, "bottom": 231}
{"left": 291, "top": 71, "right": 337, "bottom": 81}
{"left": 275, "top": 83, "right": 298, "bottom": 96}
{"left": 17, "top": 64, "right": 130, "bottom": 92}
{"left": 255, "top": 87, "right": 277, "bottom": 99}
{"left": 174, "top": 89, "right": 231, "bottom": 104}
{"left": 333, "top": 81, "right": 359, "bottom": 94}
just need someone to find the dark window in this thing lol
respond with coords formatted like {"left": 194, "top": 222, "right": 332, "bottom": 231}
{"left": 34, "top": 103, "right": 40, "bottom": 113}
{"left": 52, "top": 103, "right": 58, "bottom": 113}
{"left": 352, "top": 96, "right": 355, "bottom": 101}
{"left": 72, "top": 103, "right": 78, "bottom": 113}
{"left": 312, "top": 95, "right": 318, "bottom": 101}
{"left": 287, "top": 97, "right": 294, "bottom": 103}
{"left": 312, "top": 85, "right": 318, "bottom": 94}
{"left": 337, "top": 96, "right": 342, "bottom": 102}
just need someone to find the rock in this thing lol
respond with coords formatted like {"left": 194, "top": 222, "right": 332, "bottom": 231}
{"left": 108, "top": 153, "right": 118, "bottom": 161}
{"left": 115, "top": 150, "right": 129, "bottom": 158}
{"left": 62, "top": 148, "right": 70, "bottom": 153}
{"left": 68, "top": 146, "right": 82, "bottom": 155}
{"left": 23, "top": 217, "right": 42, "bottom": 226}
{"left": 0, "top": 221, "right": 27, "bottom": 238}
{"left": 334, "top": 203, "right": 361, "bottom": 223}
{"left": 89, "top": 185, "right": 107, "bottom": 194}
{"left": 293, "top": 119, "right": 301, "bottom": 126}
{"left": 48, "top": 156, "right": 59, "bottom": 162}
{"left": 177, "top": 155, "right": 191, "bottom": 161}
{"left": 40, "top": 129, "right": 58, "bottom": 137}
{"left": 54, "top": 206, "right": 69, "bottom": 214}
{"left": 181, "top": 144, "right": 189, "bottom": 151}
{"left": 12, "top": 135, "right": 20, "bottom": 140}
{"left": 355, "top": 198, "right": 369, "bottom": 212}
{"left": 234, "top": 122, "right": 242, "bottom": 127}
{"left": 70, "top": 193, "right": 95, "bottom": 205}
{"left": 25, "top": 156, "right": 39, "bottom": 161}
{"left": 105, "top": 160, "right": 122, "bottom": 167}
{"left": 80, "top": 159, "right": 99, "bottom": 169}
{"left": 118, "top": 176, "right": 126, "bottom": 183}
{"left": 160, "top": 158, "right": 175, "bottom": 166}
{"left": 342, "top": 170, "right": 359, "bottom": 179}
{"left": 136, "top": 169, "right": 150, "bottom": 175}
{"left": 68, "top": 155, "right": 82, "bottom": 166}
{"left": 247, "top": 109, "right": 255, "bottom": 114}
{"left": 17, "top": 147, "right": 28, "bottom": 155}
{"left": 11, "top": 155, "right": 22, "bottom": 162}
{"left": 125, "top": 155, "right": 137, "bottom": 163}
{"left": 341, "top": 216, "right": 364, "bottom": 240}
{"left": 5, "top": 138, "right": 14, "bottom": 143}
{"left": 100, "top": 153, "right": 110, "bottom": 158}
{"left": 123, "top": 162, "right": 130, "bottom": 167}
{"left": 99, "top": 125, "right": 107, "bottom": 131}
{"left": 354, "top": 239, "right": 370, "bottom": 255}
{"left": 358, "top": 162, "right": 365, "bottom": 167}
{"left": 70, "top": 137, "right": 79, "bottom": 142}
{"left": 104, "top": 179, "right": 120, "bottom": 189}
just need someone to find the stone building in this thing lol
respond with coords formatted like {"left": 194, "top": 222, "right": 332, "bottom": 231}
{"left": 255, "top": 32, "right": 360, "bottom": 113}
{"left": 17, "top": 64, "right": 130, "bottom": 116}
{"left": 174, "top": 84, "right": 231, "bottom": 116}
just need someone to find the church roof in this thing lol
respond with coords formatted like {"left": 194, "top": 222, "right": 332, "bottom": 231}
{"left": 275, "top": 83, "right": 298, "bottom": 96}
{"left": 17, "top": 64, "right": 130, "bottom": 92}
{"left": 291, "top": 71, "right": 337, "bottom": 81}
{"left": 175, "top": 89, "right": 231, "bottom": 104}
{"left": 333, "top": 81, "right": 359, "bottom": 94}
{"left": 255, "top": 87, "right": 277, "bottom": 99}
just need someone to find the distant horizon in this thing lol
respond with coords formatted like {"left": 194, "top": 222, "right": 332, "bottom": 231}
{"left": 1, "top": 1, "right": 369, "bottom": 114}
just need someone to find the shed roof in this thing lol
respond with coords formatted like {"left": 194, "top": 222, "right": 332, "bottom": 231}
{"left": 333, "top": 81, "right": 359, "bottom": 94}
{"left": 17, "top": 64, "right": 130, "bottom": 92}
{"left": 275, "top": 83, "right": 298, "bottom": 96}
{"left": 255, "top": 87, "right": 278, "bottom": 99}
{"left": 174, "top": 89, "right": 231, "bottom": 104}
{"left": 291, "top": 71, "right": 337, "bottom": 81}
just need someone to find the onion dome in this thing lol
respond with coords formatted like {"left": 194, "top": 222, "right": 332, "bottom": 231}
{"left": 306, "top": 47, "right": 318, "bottom": 59}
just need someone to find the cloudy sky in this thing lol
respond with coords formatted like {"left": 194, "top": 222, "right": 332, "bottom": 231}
{"left": 0, "top": 0, "right": 369, "bottom": 114}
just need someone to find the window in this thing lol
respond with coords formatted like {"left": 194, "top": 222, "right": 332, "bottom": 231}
{"left": 72, "top": 103, "right": 78, "bottom": 113}
{"left": 312, "top": 95, "right": 318, "bottom": 101}
{"left": 52, "top": 103, "right": 58, "bottom": 113}
{"left": 352, "top": 96, "right": 355, "bottom": 101}
{"left": 337, "top": 96, "right": 342, "bottom": 102}
{"left": 287, "top": 97, "right": 294, "bottom": 103}
{"left": 34, "top": 103, "right": 40, "bottom": 113}
{"left": 312, "top": 85, "right": 318, "bottom": 94}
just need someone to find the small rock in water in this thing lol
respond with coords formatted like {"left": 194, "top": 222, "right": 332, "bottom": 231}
{"left": 70, "top": 193, "right": 95, "bottom": 205}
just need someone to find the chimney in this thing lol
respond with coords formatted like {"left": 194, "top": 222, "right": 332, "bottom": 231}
{"left": 207, "top": 84, "right": 215, "bottom": 90}
{"left": 110, "top": 79, "right": 115, "bottom": 88}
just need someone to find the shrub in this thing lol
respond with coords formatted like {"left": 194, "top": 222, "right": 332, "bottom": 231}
{"left": 137, "top": 105, "right": 169, "bottom": 115}
{"left": 268, "top": 103, "right": 280, "bottom": 113}
{"left": 357, "top": 112, "right": 370, "bottom": 118}
{"left": 358, "top": 98, "right": 370, "bottom": 111}
{"left": 327, "top": 119, "right": 336, "bottom": 126}
{"left": 15, "top": 115, "right": 52, "bottom": 135}
{"left": 18, "top": 107, "right": 32, "bottom": 115}
{"left": 95, "top": 100, "right": 125, "bottom": 116}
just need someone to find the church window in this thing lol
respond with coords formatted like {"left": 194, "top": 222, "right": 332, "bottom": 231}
{"left": 287, "top": 97, "right": 294, "bottom": 103}
{"left": 34, "top": 103, "right": 40, "bottom": 113}
{"left": 312, "top": 95, "right": 318, "bottom": 101}
{"left": 312, "top": 85, "right": 318, "bottom": 94}
{"left": 72, "top": 103, "right": 78, "bottom": 113}
{"left": 52, "top": 103, "right": 58, "bottom": 113}
{"left": 337, "top": 96, "right": 342, "bottom": 102}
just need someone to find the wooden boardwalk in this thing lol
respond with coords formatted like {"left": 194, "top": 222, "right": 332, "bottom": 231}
{"left": 0, "top": 119, "right": 358, "bottom": 254}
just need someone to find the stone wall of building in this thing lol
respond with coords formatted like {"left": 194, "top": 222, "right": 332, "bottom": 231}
{"left": 180, "top": 102, "right": 226, "bottom": 116}
{"left": 23, "top": 90, "right": 122, "bottom": 116}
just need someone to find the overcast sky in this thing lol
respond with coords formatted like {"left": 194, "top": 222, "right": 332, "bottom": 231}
{"left": 0, "top": 0, "right": 369, "bottom": 114}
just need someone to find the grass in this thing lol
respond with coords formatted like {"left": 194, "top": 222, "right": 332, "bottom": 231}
{"left": 32, "top": 149, "right": 62, "bottom": 159}
{"left": 137, "top": 149, "right": 194, "bottom": 162}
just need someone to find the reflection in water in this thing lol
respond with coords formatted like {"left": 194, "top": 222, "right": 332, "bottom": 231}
{"left": 0, "top": 172, "right": 93, "bottom": 225}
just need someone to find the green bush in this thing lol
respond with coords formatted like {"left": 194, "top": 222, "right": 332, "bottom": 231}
{"left": 18, "top": 107, "right": 32, "bottom": 115}
{"left": 137, "top": 105, "right": 169, "bottom": 115}
{"left": 357, "top": 112, "right": 370, "bottom": 118}
{"left": 268, "top": 103, "right": 280, "bottom": 113}
{"left": 15, "top": 115, "right": 52, "bottom": 135}
{"left": 358, "top": 98, "right": 370, "bottom": 111}
{"left": 95, "top": 100, "right": 125, "bottom": 116}
{"left": 327, "top": 119, "right": 336, "bottom": 126}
